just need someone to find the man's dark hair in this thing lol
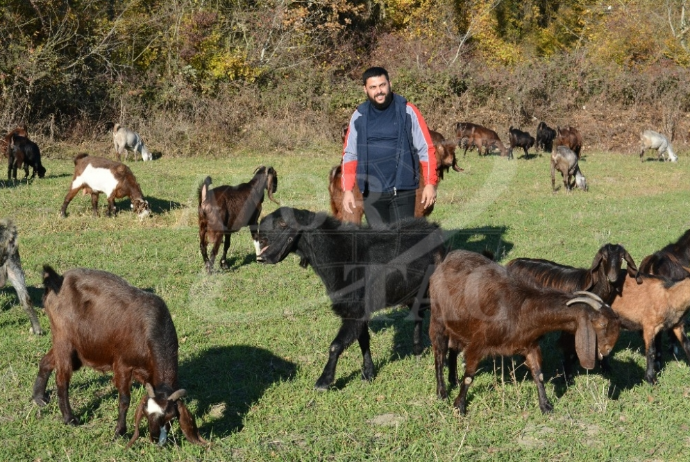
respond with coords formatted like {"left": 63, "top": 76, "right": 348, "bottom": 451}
{"left": 362, "top": 67, "right": 389, "bottom": 85}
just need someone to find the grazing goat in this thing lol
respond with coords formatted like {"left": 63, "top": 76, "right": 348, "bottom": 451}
{"left": 33, "top": 266, "right": 205, "bottom": 447}
{"left": 506, "top": 244, "right": 638, "bottom": 380}
{"left": 429, "top": 250, "right": 620, "bottom": 414}
{"left": 536, "top": 121, "right": 556, "bottom": 152}
{"left": 554, "top": 126, "right": 583, "bottom": 158}
{"left": 257, "top": 207, "right": 446, "bottom": 390}
{"left": 455, "top": 122, "right": 508, "bottom": 157}
{"left": 508, "top": 126, "right": 535, "bottom": 159}
{"left": 639, "top": 130, "right": 677, "bottom": 162}
{"left": 551, "top": 145, "right": 587, "bottom": 192}
{"left": 198, "top": 166, "right": 278, "bottom": 273}
{"left": 1, "top": 125, "right": 28, "bottom": 158}
{"left": 113, "top": 124, "right": 152, "bottom": 162}
{"left": 60, "top": 154, "right": 151, "bottom": 218}
{"left": 328, "top": 130, "right": 460, "bottom": 224}
{"left": 0, "top": 219, "right": 42, "bottom": 335}
{"left": 7, "top": 134, "right": 46, "bottom": 180}
{"left": 610, "top": 273, "right": 690, "bottom": 384}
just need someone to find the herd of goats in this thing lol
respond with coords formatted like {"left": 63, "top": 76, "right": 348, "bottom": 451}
{"left": 0, "top": 118, "right": 687, "bottom": 448}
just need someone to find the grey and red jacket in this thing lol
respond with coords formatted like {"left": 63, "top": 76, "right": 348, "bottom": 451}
{"left": 341, "top": 93, "right": 437, "bottom": 194}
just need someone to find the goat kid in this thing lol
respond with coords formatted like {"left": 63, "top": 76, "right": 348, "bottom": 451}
{"left": 508, "top": 126, "right": 535, "bottom": 159}
{"left": 2, "top": 125, "right": 28, "bottom": 158}
{"left": 7, "top": 134, "right": 46, "bottom": 180}
{"left": 551, "top": 145, "right": 587, "bottom": 192}
{"left": 198, "top": 166, "right": 278, "bottom": 273}
{"left": 33, "top": 266, "right": 205, "bottom": 447}
{"left": 257, "top": 207, "right": 446, "bottom": 390}
{"left": 554, "top": 126, "right": 583, "bottom": 158}
{"left": 430, "top": 250, "right": 620, "bottom": 414}
{"left": 0, "top": 219, "right": 42, "bottom": 334}
{"left": 113, "top": 123, "right": 152, "bottom": 161}
{"left": 60, "top": 154, "right": 151, "bottom": 218}
{"left": 536, "top": 121, "right": 556, "bottom": 153}
{"left": 455, "top": 122, "right": 509, "bottom": 157}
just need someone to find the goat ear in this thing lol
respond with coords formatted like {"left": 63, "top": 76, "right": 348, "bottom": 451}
{"left": 575, "top": 314, "right": 596, "bottom": 370}
{"left": 622, "top": 249, "right": 638, "bottom": 276}
{"left": 126, "top": 395, "right": 148, "bottom": 449}
{"left": 42, "top": 265, "right": 64, "bottom": 295}
{"left": 176, "top": 400, "right": 206, "bottom": 446}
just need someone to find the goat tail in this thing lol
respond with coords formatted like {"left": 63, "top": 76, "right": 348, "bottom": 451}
{"left": 42, "top": 265, "right": 64, "bottom": 295}
{"left": 197, "top": 176, "right": 212, "bottom": 206}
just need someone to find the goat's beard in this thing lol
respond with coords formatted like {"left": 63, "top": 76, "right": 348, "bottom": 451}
{"left": 368, "top": 91, "right": 393, "bottom": 110}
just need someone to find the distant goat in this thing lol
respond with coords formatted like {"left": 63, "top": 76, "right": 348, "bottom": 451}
{"left": 554, "top": 126, "right": 583, "bottom": 158}
{"left": 0, "top": 219, "right": 42, "bottom": 335}
{"left": 536, "top": 121, "right": 556, "bottom": 152}
{"left": 1, "top": 125, "right": 28, "bottom": 158}
{"left": 430, "top": 250, "right": 620, "bottom": 414}
{"left": 113, "top": 124, "right": 152, "bottom": 161}
{"left": 60, "top": 154, "right": 151, "bottom": 218}
{"left": 198, "top": 166, "right": 278, "bottom": 273}
{"left": 329, "top": 129, "right": 460, "bottom": 223}
{"left": 639, "top": 130, "right": 677, "bottom": 162}
{"left": 455, "top": 122, "right": 508, "bottom": 157}
{"left": 257, "top": 207, "right": 446, "bottom": 390}
{"left": 33, "top": 266, "right": 205, "bottom": 447}
{"left": 551, "top": 145, "right": 587, "bottom": 192}
{"left": 7, "top": 134, "right": 46, "bottom": 180}
{"left": 508, "top": 126, "right": 535, "bottom": 159}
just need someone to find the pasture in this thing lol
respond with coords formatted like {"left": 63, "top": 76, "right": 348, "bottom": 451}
{"left": 1, "top": 145, "right": 690, "bottom": 461}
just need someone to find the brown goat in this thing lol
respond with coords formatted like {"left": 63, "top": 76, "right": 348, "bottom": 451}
{"left": 610, "top": 273, "right": 690, "bottom": 384}
{"left": 328, "top": 130, "right": 460, "bottom": 224}
{"left": 554, "top": 126, "right": 583, "bottom": 158}
{"left": 429, "top": 250, "right": 620, "bottom": 414}
{"left": 33, "top": 266, "right": 205, "bottom": 447}
{"left": 60, "top": 154, "right": 151, "bottom": 218}
{"left": 506, "top": 244, "right": 638, "bottom": 381}
{"left": 455, "top": 122, "right": 508, "bottom": 157}
{"left": 198, "top": 166, "right": 278, "bottom": 273}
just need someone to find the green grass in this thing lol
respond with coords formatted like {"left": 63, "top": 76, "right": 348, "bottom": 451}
{"left": 1, "top": 146, "right": 690, "bottom": 461}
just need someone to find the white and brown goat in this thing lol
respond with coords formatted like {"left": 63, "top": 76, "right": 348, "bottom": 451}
{"left": 59, "top": 154, "right": 151, "bottom": 218}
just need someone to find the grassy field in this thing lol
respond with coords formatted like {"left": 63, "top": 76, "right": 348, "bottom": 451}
{"left": 1, "top": 144, "right": 690, "bottom": 461}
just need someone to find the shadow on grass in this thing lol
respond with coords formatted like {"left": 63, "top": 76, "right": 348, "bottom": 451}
{"left": 180, "top": 345, "right": 297, "bottom": 437}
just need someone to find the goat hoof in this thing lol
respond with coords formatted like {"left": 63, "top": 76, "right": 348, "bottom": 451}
{"left": 30, "top": 326, "right": 43, "bottom": 335}
{"left": 64, "top": 416, "right": 79, "bottom": 426}
{"left": 33, "top": 395, "right": 50, "bottom": 406}
{"left": 540, "top": 402, "right": 554, "bottom": 414}
{"left": 314, "top": 383, "right": 330, "bottom": 392}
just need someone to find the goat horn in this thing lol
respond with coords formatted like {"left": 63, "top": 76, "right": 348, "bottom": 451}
{"left": 572, "top": 291, "right": 604, "bottom": 304}
{"left": 566, "top": 297, "right": 602, "bottom": 311}
{"left": 145, "top": 383, "right": 156, "bottom": 398}
{"left": 168, "top": 389, "right": 187, "bottom": 401}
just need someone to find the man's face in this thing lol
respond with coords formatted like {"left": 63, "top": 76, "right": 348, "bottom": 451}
{"left": 363, "top": 75, "right": 392, "bottom": 109}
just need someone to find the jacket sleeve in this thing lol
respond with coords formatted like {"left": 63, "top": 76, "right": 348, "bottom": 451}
{"left": 341, "top": 112, "right": 361, "bottom": 191}
{"left": 407, "top": 103, "right": 437, "bottom": 186}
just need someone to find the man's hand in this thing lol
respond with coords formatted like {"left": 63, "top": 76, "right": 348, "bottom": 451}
{"left": 342, "top": 190, "right": 357, "bottom": 214}
{"left": 421, "top": 184, "right": 437, "bottom": 209}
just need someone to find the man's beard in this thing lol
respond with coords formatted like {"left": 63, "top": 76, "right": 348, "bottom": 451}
{"left": 369, "top": 91, "right": 393, "bottom": 110}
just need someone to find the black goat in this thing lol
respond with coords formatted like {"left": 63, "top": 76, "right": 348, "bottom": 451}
{"left": 198, "top": 166, "right": 278, "bottom": 273}
{"left": 508, "top": 126, "right": 535, "bottom": 159}
{"left": 7, "top": 134, "right": 45, "bottom": 180}
{"left": 536, "top": 121, "right": 556, "bottom": 153}
{"left": 257, "top": 207, "right": 446, "bottom": 390}
{"left": 505, "top": 244, "right": 637, "bottom": 381}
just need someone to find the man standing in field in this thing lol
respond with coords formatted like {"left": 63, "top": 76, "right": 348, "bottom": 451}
{"left": 341, "top": 67, "right": 437, "bottom": 226}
